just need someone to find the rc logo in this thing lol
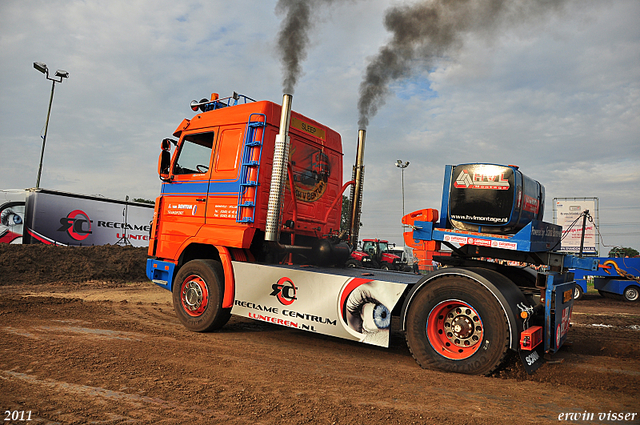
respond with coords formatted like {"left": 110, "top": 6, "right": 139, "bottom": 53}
{"left": 57, "top": 209, "right": 92, "bottom": 241}
{"left": 270, "top": 277, "right": 297, "bottom": 306}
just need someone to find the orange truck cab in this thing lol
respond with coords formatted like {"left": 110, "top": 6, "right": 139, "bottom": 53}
{"left": 147, "top": 93, "right": 347, "bottom": 292}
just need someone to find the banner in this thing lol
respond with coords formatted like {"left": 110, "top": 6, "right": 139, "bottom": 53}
{"left": 23, "top": 189, "right": 154, "bottom": 247}
{"left": 555, "top": 198, "right": 597, "bottom": 254}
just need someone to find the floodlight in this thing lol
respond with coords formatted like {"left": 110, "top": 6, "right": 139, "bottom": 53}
{"left": 33, "top": 62, "right": 48, "bottom": 74}
{"left": 33, "top": 61, "right": 69, "bottom": 188}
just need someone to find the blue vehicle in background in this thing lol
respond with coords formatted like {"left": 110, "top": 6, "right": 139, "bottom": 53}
{"left": 571, "top": 257, "right": 640, "bottom": 301}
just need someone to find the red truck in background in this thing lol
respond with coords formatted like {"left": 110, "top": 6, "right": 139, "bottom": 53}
{"left": 146, "top": 92, "right": 598, "bottom": 375}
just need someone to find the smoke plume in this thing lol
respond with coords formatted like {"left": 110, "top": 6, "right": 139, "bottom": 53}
{"left": 276, "top": 0, "right": 346, "bottom": 94}
{"left": 358, "top": 0, "right": 570, "bottom": 129}
{"left": 276, "top": 0, "right": 312, "bottom": 94}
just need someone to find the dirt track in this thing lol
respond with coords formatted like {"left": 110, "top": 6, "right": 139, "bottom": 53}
{"left": 1, "top": 245, "right": 639, "bottom": 424}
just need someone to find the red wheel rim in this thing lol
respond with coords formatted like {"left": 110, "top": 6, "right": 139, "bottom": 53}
{"left": 426, "top": 299, "right": 484, "bottom": 360}
{"left": 180, "top": 275, "right": 209, "bottom": 317}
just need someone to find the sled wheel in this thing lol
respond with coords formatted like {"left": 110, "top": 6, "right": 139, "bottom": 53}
{"left": 623, "top": 286, "right": 639, "bottom": 302}
{"left": 405, "top": 275, "right": 510, "bottom": 375}
{"left": 173, "top": 259, "right": 231, "bottom": 332}
{"left": 573, "top": 285, "right": 584, "bottom": 301}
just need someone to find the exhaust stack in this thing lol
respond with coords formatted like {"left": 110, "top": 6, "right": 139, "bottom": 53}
{"left": 265, "top": 93, "right": 293, "bottom": 243}
{"left": 349, "top": 129, "right": 366, "bottom": 247}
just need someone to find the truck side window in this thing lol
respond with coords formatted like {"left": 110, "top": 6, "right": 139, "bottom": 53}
{"left": 174, "top": 132, "right": 214, "bottom": 175}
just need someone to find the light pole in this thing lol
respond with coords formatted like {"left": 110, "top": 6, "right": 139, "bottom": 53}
{"left": 395, "top": 159, "right": 409, "bottom": 221}
{"left": 33, "top": 62, "right": 69, "bottom": 188}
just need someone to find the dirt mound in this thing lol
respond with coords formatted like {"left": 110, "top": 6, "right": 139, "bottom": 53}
{"left": 0, "top": 244, "right": 149, "bottom": 285}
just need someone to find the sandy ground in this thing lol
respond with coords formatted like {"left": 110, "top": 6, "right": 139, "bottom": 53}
{"left": 0, "top": 281, "right": 638, "bottom": 425}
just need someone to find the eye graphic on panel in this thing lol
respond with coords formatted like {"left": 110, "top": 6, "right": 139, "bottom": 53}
{"left": 339, "top": 278, "right": 395, "bottom": 346}
{"left": 0, "top": 202, "right": 25, "bottom": 244}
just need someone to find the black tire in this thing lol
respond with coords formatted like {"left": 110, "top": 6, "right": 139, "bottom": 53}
{"left": 345, "top": 259, "right": 359, "bottom": 268}
{"left": 405, "top": 275, "right": 510, "bottom": 375}
{"left": 381, "top": 263, "right": 390, "bottom": 271}
{"left": 573, "top": 285, "right": 584, "bottom": 301}
{"left": 172, "top": 259, "right": 231, "bottom": 332}
{"left": 623, "top": 285, "right": 639, "bottom": 302}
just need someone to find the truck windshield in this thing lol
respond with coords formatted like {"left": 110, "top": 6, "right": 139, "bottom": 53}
{"left": 379, "top": 242, "right": 389, "bottom": 253}
{"left": 174, "top": 132, "right": 214, "bottom": 175}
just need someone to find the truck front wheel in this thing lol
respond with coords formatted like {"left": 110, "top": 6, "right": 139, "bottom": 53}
{"left": 173, "top": 259, "right": 231, "bottom": 332}
{"left": 405, "top": 276, "right": 510, "bottom": 375}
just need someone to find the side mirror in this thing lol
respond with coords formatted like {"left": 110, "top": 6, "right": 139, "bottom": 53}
{"left": 158, "top": 138, "right": 176, "bottom": 181}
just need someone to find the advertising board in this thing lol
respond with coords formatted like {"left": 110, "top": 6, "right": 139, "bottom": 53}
{"left": 22, "top": 189, "right": 154, "bottom": 247}
{"left": 554, "top": 198, "right": 598, "bottom": 254}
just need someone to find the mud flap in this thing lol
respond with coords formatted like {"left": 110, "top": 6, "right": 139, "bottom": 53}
{"left": 548, "top": 281, "right": 575, "bottom": 353}
{"left": 519, "top": 343, "right": 545, "bottom": 374}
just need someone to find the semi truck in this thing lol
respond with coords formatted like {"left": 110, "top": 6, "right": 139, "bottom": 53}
{"left": 146, "top": 92, "right": 598, "bottom": 375}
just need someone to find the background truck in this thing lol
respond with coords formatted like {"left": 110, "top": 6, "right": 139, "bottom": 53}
{"left": 22, "top": 188, "right": 154, "bottom": 247}
{"left": 146, "top": 92, "right": 597, "bottom": 375}
{"left": 571, "top": 257, "right": 640, "bottom": 301}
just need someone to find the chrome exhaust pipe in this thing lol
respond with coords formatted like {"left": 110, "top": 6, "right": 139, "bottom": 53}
{"left": 265, "top": 93, "right": 293, "bottom": 242}
{"left": 349, "top": 129, "right": 366, "bottom": 247}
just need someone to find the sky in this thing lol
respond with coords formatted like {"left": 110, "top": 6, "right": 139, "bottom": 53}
{"left": 1, "top": 0, "right": 638, "bottom": 254}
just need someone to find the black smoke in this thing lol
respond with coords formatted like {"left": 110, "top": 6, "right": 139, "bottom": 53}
{"left": 358, "top": 0, "right": 571, "bottom": 129}
{"left": 275, "top": 0, "right": 350, "bottom": 94}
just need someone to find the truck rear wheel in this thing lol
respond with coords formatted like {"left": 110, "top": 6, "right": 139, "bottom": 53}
{"left": 405, "top": 275, "right": 510, "bottom": 375}
{"left": 173, "top": 259, "right": 231, "bottom": 332}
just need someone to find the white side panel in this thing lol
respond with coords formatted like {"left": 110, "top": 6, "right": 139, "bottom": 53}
{"left": 231, "top": 262, "right": 406, "bottom": 348}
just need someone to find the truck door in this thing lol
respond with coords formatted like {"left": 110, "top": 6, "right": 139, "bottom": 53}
{"left": 206, "top": 126, "right": 245, "bottom": 224}
{"left": 158, "top": 130, "right": 217, "bottom": 259}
